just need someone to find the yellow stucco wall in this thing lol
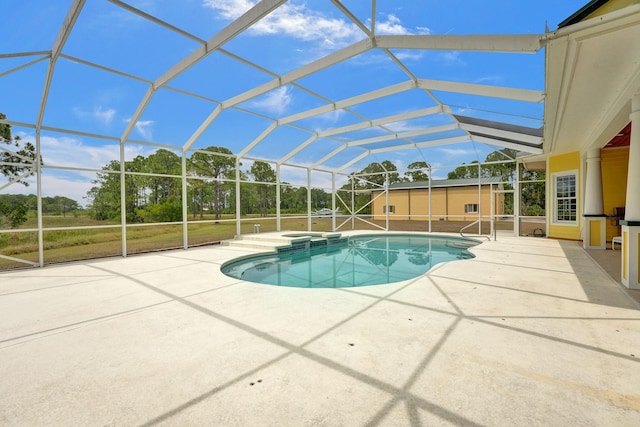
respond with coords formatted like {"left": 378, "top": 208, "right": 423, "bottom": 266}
{"left": 548, "top": 151, "right": 581, "bottom": 240}
{"left": 602, "top": 146, "right": 629, "bottom": 242}
{"left": 408, "top": 190, "right": 436, "bottom": 217}
{"left": 585, "top": 0, "right": 640, "bottom": 19}
{"left": 372, "top": 185, "right": 497, "bottom": 221}
{"left": 446, "top": 187, "right": 492, "bottom": 219}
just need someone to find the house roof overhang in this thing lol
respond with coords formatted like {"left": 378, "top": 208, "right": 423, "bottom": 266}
{"left": 543, "top": 3, "right": 640, "bottom": 155}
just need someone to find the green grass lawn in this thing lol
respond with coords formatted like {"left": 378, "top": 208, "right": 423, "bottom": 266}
{"left": 0, "top": 215, "right": 334, "bottom": 269}
{"left": 0, "top": 214, "right": 525, "bottom": 270}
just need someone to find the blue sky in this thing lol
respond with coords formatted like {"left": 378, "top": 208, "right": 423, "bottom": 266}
{"left": 1, "top": 0, "right": 589, "bottom": 204}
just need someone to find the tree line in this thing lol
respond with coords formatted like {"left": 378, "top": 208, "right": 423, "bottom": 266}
{"left": 85, "top": 147, "right": 337, "bottom": 223}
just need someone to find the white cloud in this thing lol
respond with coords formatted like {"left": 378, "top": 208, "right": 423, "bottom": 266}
{"left": 93, "top": 106, "right": 116, "bottom": 125}
{"left": 474, "top": 75, "right": 505, "bottom": 84}
{"left": 437, "top": 51, "right": 465, "bottom": 66}
{"left": 204, "top": 0, "right": 256, "bottom": 19}
{"left": 134, "top": 120, "right": 154, "bottom": 139}
{"left": 437, "top": 147, "right": 475, "bottom": 157}
{"left": 10, "top": 132, "right": 155, "bottom": 206}
{"left": 204, "top": 0, "right": 363, "bottom": 47}
{"left": 313, "top": 109, "right": 346, "bottom": 126}
{"left": 34, "top": 134, "right": 152, "bottom": 170}
{"left": 248, "top": 86, "right": 292, "bottom": 115}
{"left": 385, "top": 120, "right": 425, "bottom": 133}
{"left": 451, "top": 106, "right": 469, "bottom": 115}
{"left": 72, "top": 106, "right": 117, "bottom": 126}
{"left": 373, "top": 14, "right": 430, "bottom": 35}
{"left": 375, "top": 14, "right": 410, "bottom": 35}
{"left": 394, "top": 51, "right": 423, "bottom": 61}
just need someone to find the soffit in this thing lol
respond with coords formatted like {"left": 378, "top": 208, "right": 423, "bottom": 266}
{"left": 544, "top": 5, "right": 640, "bottom": 155}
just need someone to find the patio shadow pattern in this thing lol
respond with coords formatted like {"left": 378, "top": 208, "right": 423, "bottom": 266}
{"left": 1, "top": 234, "right": 639, "bottom": 425}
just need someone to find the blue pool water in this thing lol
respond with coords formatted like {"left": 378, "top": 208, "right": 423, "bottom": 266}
{"left": 221, "top": 234, "right": 478, "bottom": 288}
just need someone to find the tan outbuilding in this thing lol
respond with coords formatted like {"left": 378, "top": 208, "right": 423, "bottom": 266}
{"left": 371, "top": 177, "right": 505, "bottom": 222}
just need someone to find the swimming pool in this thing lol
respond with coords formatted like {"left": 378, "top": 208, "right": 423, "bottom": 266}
{"left": 221, "top": 234, "right": 479, "bottom": 288}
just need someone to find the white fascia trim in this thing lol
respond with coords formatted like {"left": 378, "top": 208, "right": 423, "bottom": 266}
{"left": 543, "top": 4, "right": 640, "bottom": 42}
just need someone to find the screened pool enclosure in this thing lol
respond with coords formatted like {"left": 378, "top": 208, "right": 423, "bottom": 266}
{"left": 1, "top": 0, "right": 560, "bottom": 269}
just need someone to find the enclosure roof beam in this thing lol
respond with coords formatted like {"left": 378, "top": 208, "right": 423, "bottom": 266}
{"left": 310, "top": 145, "right": 348, "bottom": 169}
{"left": 309, "top": 121, "right": 460, "bottom": 169}
{"left": 222, "top": 38, "right": 373, "bottom": 110}
{"left": 330, "top": 0, "right": 372, "bottom": 37}
{"left": 369, "top": 136, "right": 470, "bottom": 154}
{"left": 417, "top": 78, "right": 544, "bottom": 103}
{"left": 375, "top": 34, "right": 544, "bottom": 53}
{"left": 460, "top": 123, "right": 543, "bottom": 145}
{"left": 235, "top": 121, "right": 279, "bottom": 158}
{"left": 336, "top": 151, "right": 371, "bottom": 172}
{"left": 38, "top": 0, "right": 85, "bottom": 128}
{"left": 119, "top": 0, "right": 285, "bottom": 144}
{"left": 108, "top": 0, "right": 206, "bottom": 45}
{"left": 346, "top": 123, "right": 460, "bottom": 147}
{"left": 278, "top": 134, "right": 319, "bottom": 165}
{"left": 120, "top": 86, "right": 155, "bottom": 143}
{"left": 183, "top": 105, "right": 223, "bottom": 151}
{"left": 317, "top": 105, "right": 445, "bottom": 138}
{"left": 279, "top": 80, "right": 417, "bottom": 125}
{"left": 51, "top": 0, "right": 85, "bottom": 62}
{"left": 470, "top": 135, "right": 543, "bottom": 154}
{"left": 153, "top": 0, "right": 287, "bottom": 89}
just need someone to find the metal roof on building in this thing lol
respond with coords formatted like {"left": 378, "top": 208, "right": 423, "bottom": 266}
{"left": 387, "top": 176, "right": 505, "bottom": 190}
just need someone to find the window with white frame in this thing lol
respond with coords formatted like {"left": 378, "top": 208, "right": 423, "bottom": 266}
{"left": 384, "top": 205, "right": 395, "bottom": 213}
{"left": 464, "top": 203, "right": 478, "bottom": 213}
{"left": 553, "top": 171, "right": 577, "bottom": 224}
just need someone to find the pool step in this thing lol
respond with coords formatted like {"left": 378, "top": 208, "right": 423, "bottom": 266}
{"left": 221, "top": 231, "right": 344, "bottom": 252}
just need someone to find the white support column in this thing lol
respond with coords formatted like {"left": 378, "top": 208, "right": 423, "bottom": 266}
{"left": 331, "top": 172, "right": 336, "bottom": 232}
{"left": 490, "top": 184, "right": 495, "bottom": 239}
{"left": 477, "top": 163, "right": 482, "bottom": 235}
{"left": 276, "top": 165, "right": 281, "bottom": 232}
{"left": 514, "top": 162, "right": 521, "bottom": 237}
{"left": 428, "top": 167, "right": 432, "bottom": 233}
{"left": 36, "top": 129, "right": 44, "bottom": 267}
{"left": 120, "top": 141, "right": 127, "bottom": 258}
{"left": 621, "top": 93, "right": 640, "bottom": 289}
{"left": 181, "top": 150, "right": 188, "bottom": 249}
{"left": 235, "top": 158, "right": 241, "bottom": 237}
{"left": 384, "top": 173, "right": 389, "bottom": 231}
{"left": 351, "top": 176, "right": 355, "bottom": 230}
{"left": 584, "top": 148, "right": 604, "bottom": 215}
{"left": 583, "top": 147, "right": 606, "bottom": 250}
{"left": 307, "top": 168, "right": 312, "bottom": 232}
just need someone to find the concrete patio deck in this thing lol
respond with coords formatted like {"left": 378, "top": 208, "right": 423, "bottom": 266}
{"left": 1, "top": 233, "right": 639, "bottom": 426}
